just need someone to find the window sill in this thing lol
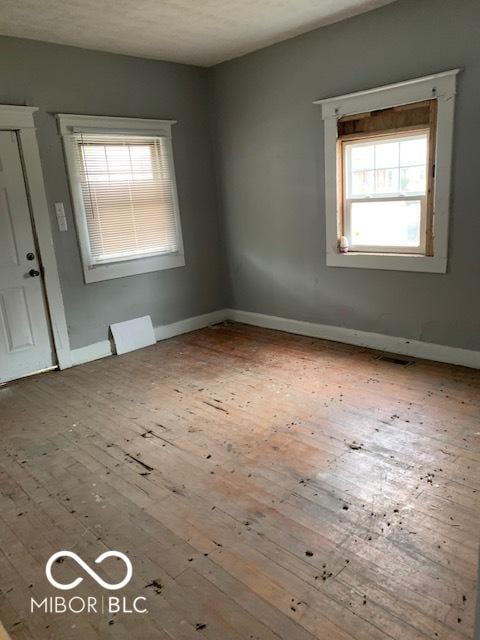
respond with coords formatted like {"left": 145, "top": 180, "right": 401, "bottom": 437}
{"left": 83, "top": 252, "right": 185, "bottom": 283}
{"left": 326, "top": 252, "right": 447, "bottom": 273}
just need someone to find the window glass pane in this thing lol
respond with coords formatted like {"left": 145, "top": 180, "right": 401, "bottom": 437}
{"left": 350, "top": 145, "right": 374, "bottom": 171}
{"left": 82, "top": 145, "right": 154, "bottom": 183}
{"left": 351, "top": 170, "right": 374, "bottom": 196}
{"left": 400, "top": 137, "right": 427, "bottom": 167}
{"left": 375, "top": 141, "right": 399, "bottom": 169}
{"left": 345, "top": 132, "right": 428, "bottom": 199}
{"left": 350, "top": 200, "right": 421, "bottom": 247}
{"left": 82, "top": 146, "right": 108, "bottom": 182}
{"left": 375, "top": 168, "right": 399, "bottom": 194}
{"left": 128, "top": 145, "right": 154, "bottom": 180}
{"left": 400, "top": 166, "right": 426, "bottom": 193}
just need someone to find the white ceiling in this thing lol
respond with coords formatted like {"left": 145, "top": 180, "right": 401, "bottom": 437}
{"left": 0, "top": 0, "right": 396, "bottom": 67}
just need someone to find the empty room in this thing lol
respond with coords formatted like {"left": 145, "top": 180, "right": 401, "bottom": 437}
{"left": 0, "top": 0, "right": 479, "bottom": 638}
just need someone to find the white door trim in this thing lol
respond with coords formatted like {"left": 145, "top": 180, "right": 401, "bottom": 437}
{"left": 0, "top": 105, "right": 71, "bottom": 369}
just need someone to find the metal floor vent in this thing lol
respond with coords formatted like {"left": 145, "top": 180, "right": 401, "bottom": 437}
{"left": 375, "top": 354, "right": 416, "bottom": 366}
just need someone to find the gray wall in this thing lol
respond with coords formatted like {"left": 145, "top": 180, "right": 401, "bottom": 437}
{"left": 0, "top": 36, "right": 225, "bottom": 350}
{"left": 211, "top": 0, "right": 480, "bottom": 351}
{"left": 2, "top": 0, "right": 480, "bottom": 354}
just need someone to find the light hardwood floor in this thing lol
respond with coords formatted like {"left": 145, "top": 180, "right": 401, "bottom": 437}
{"left": 0, "top": 322, "right": 479, "bottom": 640}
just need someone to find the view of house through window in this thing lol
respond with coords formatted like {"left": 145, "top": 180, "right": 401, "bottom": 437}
{"left": 343, "top": 131, "right": 429, "bottom": 252}
{"left": 336, "top": 99, "right": 437, "bottom": 257}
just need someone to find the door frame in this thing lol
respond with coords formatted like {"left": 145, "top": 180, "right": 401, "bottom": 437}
{"left": 0, "top": 105, "right": 71, "bottom": 370}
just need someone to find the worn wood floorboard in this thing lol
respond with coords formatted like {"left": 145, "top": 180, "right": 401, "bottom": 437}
{"left": 0, "top": 322, "right": 479, "bottom": 640}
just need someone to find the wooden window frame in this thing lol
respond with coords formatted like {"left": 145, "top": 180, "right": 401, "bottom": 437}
{"left": 336, "top": 110, "right": 436, "bottom": 255}
{"left": 315, "top": 70, "right": 459, "bottom": 273}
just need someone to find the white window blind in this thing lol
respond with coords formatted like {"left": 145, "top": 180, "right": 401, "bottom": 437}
{"left": 72, "top": 133, "right": 179, "bottom": 265}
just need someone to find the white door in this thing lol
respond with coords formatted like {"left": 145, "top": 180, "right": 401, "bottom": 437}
{"left": 0, "top": 130, "right": 54, "bottom": 383}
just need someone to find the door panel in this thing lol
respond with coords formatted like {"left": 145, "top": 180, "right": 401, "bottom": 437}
{"left": 0, "top": 131, "right": 54, "bottom": 383}
{"left": 0, "top": 186, "right": 20, "bottom": 267}
{"left": 0, "top": 287, "right": 35, "bottom": 351}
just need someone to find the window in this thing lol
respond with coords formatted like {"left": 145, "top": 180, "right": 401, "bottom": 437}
{"left": 338, "top": 107, "right": 436, "bottom": 255}
{"left": 57, "top": 115, "right": 184, "bottom": 283}
{"left": 315, "top": 70, "right": 459, "bottom": 273}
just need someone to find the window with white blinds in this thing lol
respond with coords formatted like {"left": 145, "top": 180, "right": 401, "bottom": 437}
{"left": 57, "top": 114, "right": 184, "bottom": 283}
{"left": 73, "top": 133, "right": 179, "bottom": 265}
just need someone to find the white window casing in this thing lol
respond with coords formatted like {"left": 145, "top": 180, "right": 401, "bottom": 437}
{"left": 314, "top": 69, "right": 460, "bottom": 273}
{"left": 57, "top": 114, "right": 185, "bottom": 283}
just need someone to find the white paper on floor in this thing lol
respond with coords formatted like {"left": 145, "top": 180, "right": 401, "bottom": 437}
{"left": 110, "top": 315, "right": 156, "bottom": 355}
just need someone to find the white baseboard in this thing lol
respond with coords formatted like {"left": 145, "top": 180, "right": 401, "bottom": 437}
{"left": 70, "top": 339, "right": 113, "bottom": 366}
{"left": 70, "top": 307, "right": 480, "bottom": 370}
{"left": 70, "top": 309, "right": 227, "bottom": 367}
{"left": 226, "top": 308, "right": 480, "bottom": 370}
{"left": 153, "top": 309, "right": 227, "bottom": 341}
